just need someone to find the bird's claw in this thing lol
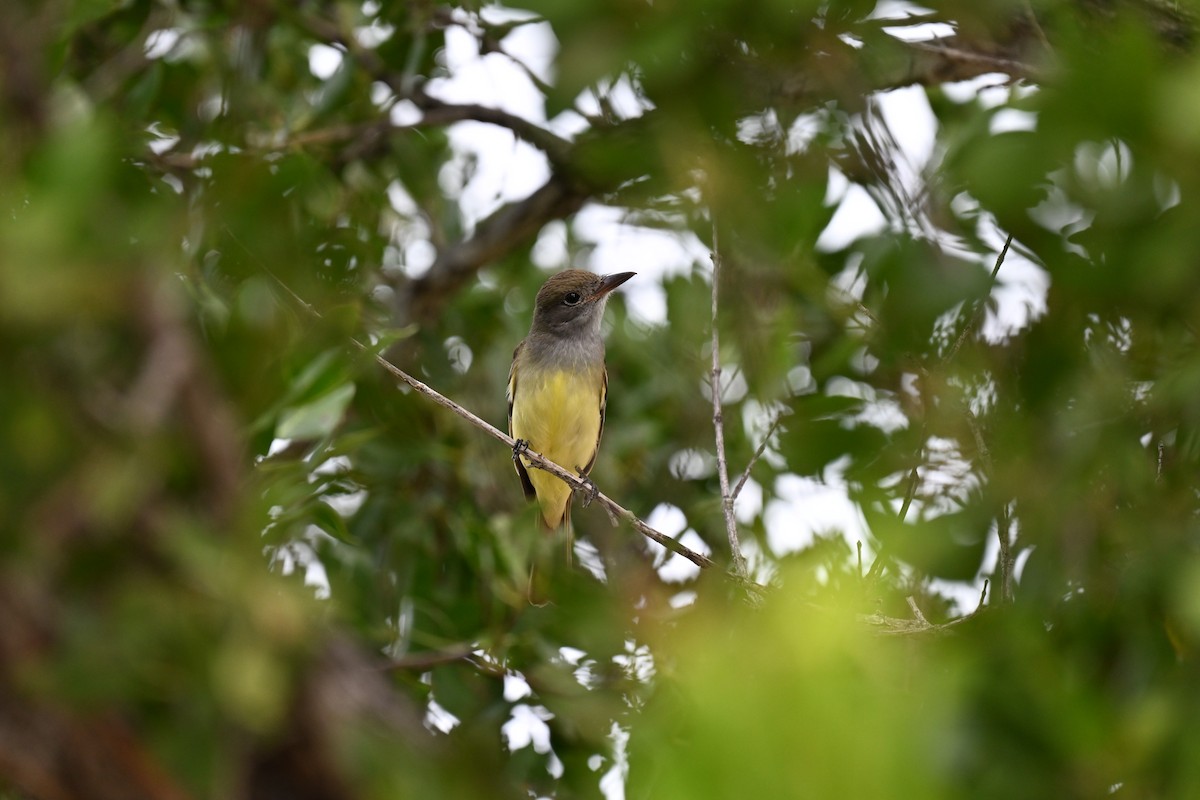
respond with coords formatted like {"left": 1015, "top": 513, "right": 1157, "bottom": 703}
{"left": 512, "top": 438, "right": 530, "bottom": 464}
{"left": 575, "top": 469, "right": 599, "bottom": 508}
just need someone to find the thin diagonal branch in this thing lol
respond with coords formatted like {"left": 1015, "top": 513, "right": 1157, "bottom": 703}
{"left": 730, "top": 412, "right": 783, "bottom": 502}
{"left": 954, "top": 235, "right": 1018, "bottom": 604}
{"left": 898, "top": 465, "right": 921, "bottom": 522}
{"left": 363, "top": 342, "right": 711, "bottom": 568}
{"left": 947, "top": 234, "right": 1013, "bottom": 362}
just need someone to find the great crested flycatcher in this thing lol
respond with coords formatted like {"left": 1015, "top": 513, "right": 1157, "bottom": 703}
{"left": 508, "top": 269, "right": 635, "bottom": 530}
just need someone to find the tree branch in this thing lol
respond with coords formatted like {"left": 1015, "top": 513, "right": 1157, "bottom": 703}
{"left": 398, "top": 175, "right": 589, "bottom": 326}
{"left": 880, "top": 236, "right": 1014, "bottom": 582}
{"left": 903, "top": 39, "right": 1038, "bottom": 85}
{"left": 410, "top": 90, "right": 573, "bottom": 164}
{"left": 153, "top": 94, "right": 573, "bottom": 174}
{"left": 954, "top": 235, "right": 1018, "bottom": 604}
{"left": 294, "top": 8, "right": 571, "bottom": 163}
{"left": 947, "top": 234, "right": 1013, "bottom": 362}
{"left": 709, "top": 225, "right": 748, "bottom": 579}
{"left": 731, "top": 412, "right": 783, "bottom": 503}
{"left": 361, "top": 340, "right": 713, "bottom": 569}
{"left": 861, "top": 581, "right": 990, "bottom": 636}
{"left": 384, "top": 642, "right": 478, "bottom": 671}
{"left": 996, "top": 504, "right": 1014, "bottom": 604}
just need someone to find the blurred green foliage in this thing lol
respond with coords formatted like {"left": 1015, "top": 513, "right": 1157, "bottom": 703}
{"left": 4, "top": 0, "right": 1200, "bottom": 798}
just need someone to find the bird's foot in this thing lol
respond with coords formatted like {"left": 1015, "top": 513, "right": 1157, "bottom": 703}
{"left": 574, "top": 469, "right": 599, "bottom": 508}
{"left": 512, "top": 438, "right": 530, "bottom": 464}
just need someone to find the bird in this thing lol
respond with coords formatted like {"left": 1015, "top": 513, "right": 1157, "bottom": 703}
{"left": 507, "top": 269, "right": 635, "bottom": 535}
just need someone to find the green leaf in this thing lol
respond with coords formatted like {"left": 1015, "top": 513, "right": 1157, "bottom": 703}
{"left": 865, "top": 503, "right": 990, "bottom": 582}
{"left": 276, "top": 383, "right": 356, "bottom": 440}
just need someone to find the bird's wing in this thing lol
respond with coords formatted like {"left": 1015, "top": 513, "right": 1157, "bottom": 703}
{"left": 508, "top": 341, "right": 537, "bottom": 500}
{"left": 579, "top": 366, "right": 607, "bottom": 477}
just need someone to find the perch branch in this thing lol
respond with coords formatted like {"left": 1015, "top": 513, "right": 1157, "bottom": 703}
{"left": 259, "top": 269, "right": 715, "bottom": 571}
{"left": 361, "top": 342, "right": 712, "bottom": 569}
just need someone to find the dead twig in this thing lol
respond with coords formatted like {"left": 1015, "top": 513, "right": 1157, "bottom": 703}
{"left": 730, "top": 412, "right": 783, "bottom": 503}
{"left": 947, "top": 234, "right": 1013, "bottom": 363}
{"left": 861, "top": 579, "right": 991, "bottom": 636}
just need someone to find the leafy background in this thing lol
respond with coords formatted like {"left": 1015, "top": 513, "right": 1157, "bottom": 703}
{"left": 3, "top": 0, "right": 1200, "bottom": 798}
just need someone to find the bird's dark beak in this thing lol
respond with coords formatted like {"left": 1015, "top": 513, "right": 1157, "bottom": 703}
{"left": 591, "top": 272, "right": 636, "bottom": 300}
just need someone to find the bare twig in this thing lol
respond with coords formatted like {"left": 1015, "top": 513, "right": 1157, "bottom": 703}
{"left": 965, "top": 407, "right": 993, "bottom": 474}
{"left": 384, "top": 643, "right": 478, "bottom": 671}
{"left": 295, "top": 7, "right": 570, "bottom": 163}
{"left": 995, "top": 504, "right": 1014, "bottom": 604}
{"left": 259, "top": 268, "right": 715, "bottom": 571}
{"left": 861, "top": 580, "right": 991, "bottom": 636}
{"left": 709, "top": 224, "right": 748, "bottom": 579}
{"left": 410, "top": 92, "right": 572, "bottom": 163}
{"left": 1023, "top": 1, "right": 1055, "bottom": 55}
{"left": 906, "top": 41, "right": 1037, "bottom": 83}
{"left": 884, "top": 236, "right": 1012, "bottom": 579}
{"left": 154, "top": 96, "right": 572, "bottom": 171}
{"left": 81, "top": 8, "right": 169, "bottom": 104}
{"left": 956, "top": 236, "right": 1017, "bottom": 602}
{"left": 905, "top": 595, "right": 930, "bottom": 627}
{"left": 730, "top": 412, "right": 783, "bottom": 502}
{"left": 947, "top": 234, "right": 1013, "bottom": 362}
{"left": 897, "top": 465, "right": 921, "bottom": 522}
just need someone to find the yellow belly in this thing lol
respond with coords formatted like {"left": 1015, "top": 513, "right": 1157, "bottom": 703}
{"left": 510, "top": 368, "right": 603, "bottom": 528}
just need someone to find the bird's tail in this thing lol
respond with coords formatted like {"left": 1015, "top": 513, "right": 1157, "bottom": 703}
{"left": 557, "top": 501, "right": 573, "bottom": 565}
{"left": 537, "top": 497, "right": 573, "bottom": 563}
{"left": 527, "top": 501, "right": 572, "bottom": 605}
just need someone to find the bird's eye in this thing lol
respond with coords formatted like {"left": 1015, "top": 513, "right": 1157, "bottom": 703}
{"left": 563, "top": 291, "right": 582, "bottom": 306}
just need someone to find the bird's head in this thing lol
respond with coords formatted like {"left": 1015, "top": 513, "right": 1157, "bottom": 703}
{"left": 530, "top": 269, "right": 635, "bottom": 337}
